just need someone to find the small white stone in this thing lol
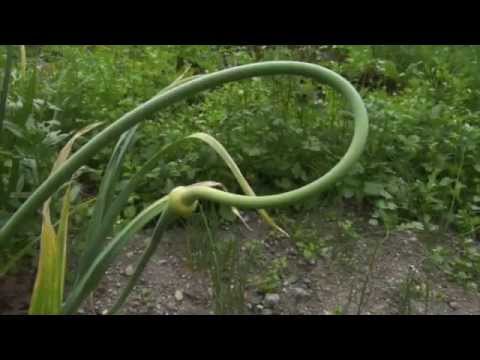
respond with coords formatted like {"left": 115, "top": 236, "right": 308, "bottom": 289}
{"left": 174, "top": 290, "right": 184, "bottom": 302}
{"left": 124, "top": 265, "right": 135, "bottom": 276}
{"left": 292, "top": 287, "right": 310, "bottom": 299}
{"left": 449, "top": 301, "right": 459, "bottom": 310}
{"left": 264, "top": 293, "right": 281, "bottom": 308}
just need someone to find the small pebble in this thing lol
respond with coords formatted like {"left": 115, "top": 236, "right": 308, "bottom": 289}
{"left": 449, "top": 301, "right": 459, "bottom": 310}
{"left": 175, "top": 290, "right": 184, "bottom": 302}
{"left": 124, "top": 265, "right": 135, "bottom": 277}
{"left": 264, "top": 293, "right": 280, "bottom": 308}
{"left": 292, "top": 287, "right": 310, "bottom": 299}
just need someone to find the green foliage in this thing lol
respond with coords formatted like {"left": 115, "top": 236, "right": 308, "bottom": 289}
{"left": 255, "top": 256, "right": 289, "bottom": 294}
{"left": 428, "top": 238, "right": 480, "bottom": 291}
{"left": 185, "top": 205, "right": 252, "bottom": 314}
{"left": 3, "top": 46, "right": 479, "bottom": 239}
{"left": 288, "top": 213, "right": 361, "bottom": 266}
{"left": 0, "top": 47, "right": 71, "bottom": 264}
{"left": 2, "top": 45, "right": 480, "bottom": 313}
{"left": 392, "top": 266, "right": 436, "bottom": 315}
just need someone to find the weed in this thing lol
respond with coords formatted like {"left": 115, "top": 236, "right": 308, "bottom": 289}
{"left": 428, "top": 238, "right": 480, "bottom": 292}
{"left": 255, "top": 256, "right": 289, "bottom": 294}
{"left": 392, "top": 266, "right": 436, "bottom": 315}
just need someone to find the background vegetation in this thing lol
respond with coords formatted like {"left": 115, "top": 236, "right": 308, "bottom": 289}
{"left": 1, "top": 45, "right": 479, "bottom": 310}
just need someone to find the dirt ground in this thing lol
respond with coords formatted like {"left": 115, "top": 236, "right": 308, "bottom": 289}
{"left": 78, "top": 214, "right": 480, "bottom": 315}
{"left": 2, "top": 212, "right": 480, "bottom": 315}
{"left": 0, "top": 270, "right": 35, "bottom": 315}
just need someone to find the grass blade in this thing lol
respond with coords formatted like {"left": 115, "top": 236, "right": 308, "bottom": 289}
{"left": 19, "top": 46, "right": 26, "bottom": 78}
{"left": 76, "top": 125, "right": 138, "bottom": 282}
{"left": 57, "top": 183, "right": 71, "bottom": 299}
{"left": 0, "top": 45, "right": 14, "bottom": 141}
{"left": 17, "top": 62, "right": 37, "bottom": 126}
{"left": 108, "top": 205, "right": 176, "bottom": 314}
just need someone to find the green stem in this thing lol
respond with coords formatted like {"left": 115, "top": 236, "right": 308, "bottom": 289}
{"left": 108, "top": 205, "right": 177, "bottom": 315}
{"left": 0, "top": 45, "right": 15, "bottom": 143}
{"left": 0, "top": 61, "right": 368, "bottom": 246}
{"left": 61, "top": 196, "right": 169, "bottom": 314}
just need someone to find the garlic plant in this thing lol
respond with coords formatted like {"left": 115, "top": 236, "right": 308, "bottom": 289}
{"left": 0, "top": 61, "right": 368, "bottom": 314}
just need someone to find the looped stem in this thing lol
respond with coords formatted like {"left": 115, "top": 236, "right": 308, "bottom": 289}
{"left": 0, "top": 61, "right": 368, "bottom": 245}
{"left": 168, "top": 186, "right": 198, "bottom": 218}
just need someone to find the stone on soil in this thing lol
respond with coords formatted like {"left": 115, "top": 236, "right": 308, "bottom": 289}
{"left": 174, "top": 290, "right": 184, "bottom": 302}
{"left": 292, "top": 287, "right": 310, "bottom": 299}
{"left": 124, "top": 265, "right": 135, "bottom": 276}
{"left": 264, "top": 293, "right": 281, "bottom": 308}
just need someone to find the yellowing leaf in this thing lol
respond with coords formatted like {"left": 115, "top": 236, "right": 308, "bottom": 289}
{"left": 188, "top": 133, "right": 289, "bottom": 238}
{"left": 29, "top": 205, "right": 61, "bottom": 314}
{"left": 29, "top": 122, "right": 102, "bottom": 315}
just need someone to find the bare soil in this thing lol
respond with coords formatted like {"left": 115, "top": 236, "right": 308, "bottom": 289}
{"left": 2, "top": 212, "right": 479, "bottom": 315}
{"left": 82, "top": 214, "right": 480, "bottom": 315}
